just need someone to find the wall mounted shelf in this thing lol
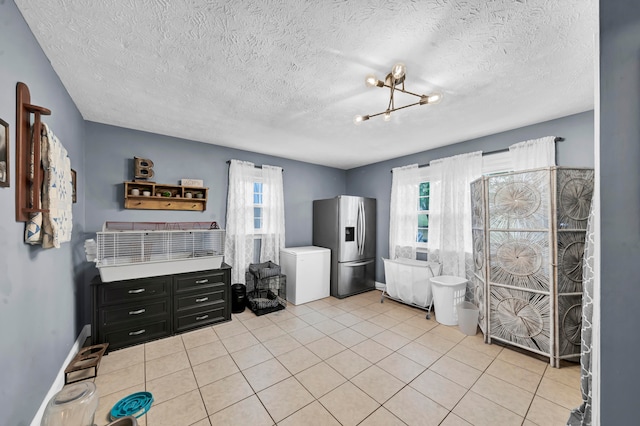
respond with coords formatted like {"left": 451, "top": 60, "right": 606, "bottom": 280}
{"left": 124, "top": 181, "right": 208, "bottom": 211}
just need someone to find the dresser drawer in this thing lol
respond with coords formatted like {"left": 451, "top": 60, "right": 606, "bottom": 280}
{"left": 99, "top": 299, "right": 170, "bottom": 326}
{"left": 99, "top": 276, "right": 171, "bottom": 306}
{"left": 175, "top": 286, "right": 225, "bottom": 311}
{"left": 102, "top": 319, "right": 171, "bottom": 351}
{"left": 175, "top": 305, "right": 228, "bottom": 333}
{"left": 175, "top": 270, "right": 226, "bottom": 292}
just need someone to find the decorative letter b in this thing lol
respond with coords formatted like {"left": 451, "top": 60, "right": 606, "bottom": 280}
{"left": 134, "top": 157, "right": 154, "bottom": 180}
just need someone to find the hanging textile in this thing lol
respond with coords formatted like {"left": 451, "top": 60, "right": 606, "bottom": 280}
{"left": 24, "top": 123, "right": 73, "bottom": 248}
{"left": 509, "top": 136, "right": 556, "bottom": 170}
{"left": 568, "top": 202, "right": 596, "bottom": 426}
{"left": 389, "top": 164, "right": 420, "bottom": 260}
{"left": 259, "top": 165, "right": 285, "bottom": 264}
{"left": 427, "top": 152, "right": 482, "bottom": 277}
{"left": 224, "top": 160, "right": 257, "bottom": 284}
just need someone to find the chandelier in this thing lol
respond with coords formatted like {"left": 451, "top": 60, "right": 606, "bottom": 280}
{"left": 354, "top": 62, "right": 442, "bottom": 124}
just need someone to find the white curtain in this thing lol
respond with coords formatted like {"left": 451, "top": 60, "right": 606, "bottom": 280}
{"left": 427, "top": 152, "right": 482, "bottom": 277}
{"left": 260, "top": 165, "right": 285, "bottom": 264}
{"left": 224, "top": 160, "right": 256, "bottom": 284}
{"left": 389, "top": 164, "right": 420, "bottom": 260}
{"left": 509, "top": 136, "right": 556, "bottom": 170}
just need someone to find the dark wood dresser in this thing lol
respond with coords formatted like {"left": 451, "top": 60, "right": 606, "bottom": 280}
{"left": 92, "top": 264, "right": 231, "bottom": 351}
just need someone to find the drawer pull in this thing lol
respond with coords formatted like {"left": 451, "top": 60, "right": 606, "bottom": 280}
{"left": 195, "top": 279, "right": 209, "bottom": 284}
{"left": 129, "top": 308, "right": 146, "bottom": 315}
{"left": 128, "top": 288, "right": 146, "bottom": 294}
{"left": 196, "top": 315, "right": 209, "bottom": 321}
{"left": 129, "top": 329, "right": 146, "bottom": 336}
{"left": 195, "top": 297, "right": 209, "bottom": 303}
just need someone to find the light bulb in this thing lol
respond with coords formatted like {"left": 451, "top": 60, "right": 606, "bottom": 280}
{"left": 428, "top": 92, "right": 443, "bottom": 104}
{"left": 354, "top": 115, "right": 369, "bottom": 125}
{"left": 383, "top": 111, "right": 391, "bottom": 121}
{"left": 365, "top": 74, "right": 378, "bottom": 87}
{"left": 391, "top": 63, "right": 406, "bottom": 80}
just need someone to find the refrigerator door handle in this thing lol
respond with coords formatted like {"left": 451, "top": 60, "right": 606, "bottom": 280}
{"left": 360, "top": 201, "right": 366, "bottom": 256}
{"left": 344, "top": 259, "right": 375, "bottom": 267}
{"left": 358, "top": 201, "right": 367, "bottom": 256}
{"left": 356, "top": 201, "right": 362, "bottom": 256}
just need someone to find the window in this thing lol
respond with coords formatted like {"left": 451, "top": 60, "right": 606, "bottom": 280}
{"left": 417, "top": 181, "right": 429, "bottom": 243}
{"left": 253, "top": 181, "right": 263, "bottom": 231}
{"left": 409, "top": 150, "right": 510, "bottom": 250}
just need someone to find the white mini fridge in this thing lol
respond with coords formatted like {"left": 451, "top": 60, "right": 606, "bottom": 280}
{"left": 279, "top": 246, "right": 331, "bottom": 305}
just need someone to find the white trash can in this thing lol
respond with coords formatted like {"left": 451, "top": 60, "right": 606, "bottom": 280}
{"left": 457, "top": 301, "right": 480, "bottom": 336}
{"left": 430, "top": 275, "right": 468, "bottom": 326}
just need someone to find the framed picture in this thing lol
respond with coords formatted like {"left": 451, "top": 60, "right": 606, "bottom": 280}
{"left": 71, "top": 169, "right": 77, "bottom": 203}
{"left": 0, "top": 118, "right": 9, "bottom": 187}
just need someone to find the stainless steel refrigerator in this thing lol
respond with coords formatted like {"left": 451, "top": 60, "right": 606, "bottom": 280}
{"left": 313, "top": 196, "right": 376, "bottom": 298}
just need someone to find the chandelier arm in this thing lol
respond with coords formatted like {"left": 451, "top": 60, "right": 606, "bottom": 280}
{"left": 368, "top": 111, "right": 388, "bottom": 119}
{"left": 387, "top": 100, "right": 423, "bottom": 113}
{"left": 366, "top": 100, "right": 425, "bottom": 119}
{"left": 381, "top": 84, "right": 423, "bottom": 98}
{"left": 392, "top": 80, "right": 396, "bottom": 110}
{"left": 387, "top": 79, "right": 396, "bottom": 111}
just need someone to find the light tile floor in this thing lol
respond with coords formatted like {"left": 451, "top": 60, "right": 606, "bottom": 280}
{"left": 83, "top": 290, "right": 581, "bottom": 426}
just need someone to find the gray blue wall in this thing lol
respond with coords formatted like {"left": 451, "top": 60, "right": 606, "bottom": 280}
{"left": 347, "top": 111, "right": 595, "bottom": 282}
{"left": 600, "top": 1, "right": 640, "bottom": 422}
{"left": 0, "top": 1, "right": 87, "bottom": 425}
{"left": 82, "top": 121, "right": 346, "bottom": 323}
{"left": 7, "top": 0, "right": 632, "bottom": 424}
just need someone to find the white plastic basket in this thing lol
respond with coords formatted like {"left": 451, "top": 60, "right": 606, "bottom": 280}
{"left": 430, "top": 276, "right": 468, "bottom": 326}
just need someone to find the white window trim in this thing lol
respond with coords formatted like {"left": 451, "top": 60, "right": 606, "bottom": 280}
{"left": 416, "top": 176, "right": 430, "bottom": 250}
{"left": 253, "top": 179, "right": 264, "bottom": 236}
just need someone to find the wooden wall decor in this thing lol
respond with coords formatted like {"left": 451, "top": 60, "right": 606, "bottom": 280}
{"left": 470, "top": 167, "right": 594, "bottom": 367}
{"left": 15, "top": 82, "right": 51, "bottom": 222}
{"left": 71, "top": 169, "right": 77, "bottom": 203}
{"left": 123, "top": 181, "right": 208, "bottom": 211}
{"left": 134, "top": 156, "right": 154, "bottom": 180}
{"left": 0, "top": 117, "right": 9, "bottom": 187}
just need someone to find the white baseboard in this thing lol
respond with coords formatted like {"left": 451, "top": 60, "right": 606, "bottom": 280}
{"left": 31, "top": 324, "right": 92, "bottom": 426}
{"left": 375, "top": 281, "right": 386, "bottom": 291}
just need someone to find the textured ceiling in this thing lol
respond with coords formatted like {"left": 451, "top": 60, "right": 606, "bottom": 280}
{"left": 15, "top": 0, "right": 596, "bottom": 169}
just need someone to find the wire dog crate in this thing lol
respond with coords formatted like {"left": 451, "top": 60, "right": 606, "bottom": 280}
{"left": 94, "top": 222, "right": 225, "bottom": 282}
{"left": 245, "top": 261, "right": 287, "bottom": 316}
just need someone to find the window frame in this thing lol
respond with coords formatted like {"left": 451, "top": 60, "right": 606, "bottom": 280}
{"left": 416, "top": 167, "right": 431, "bottom": 250}
{"left": 416, "top": 180, "right": 430, "bottom": 247}
{"left": 253, "top": 180, "right": 263, "bottom": 233}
